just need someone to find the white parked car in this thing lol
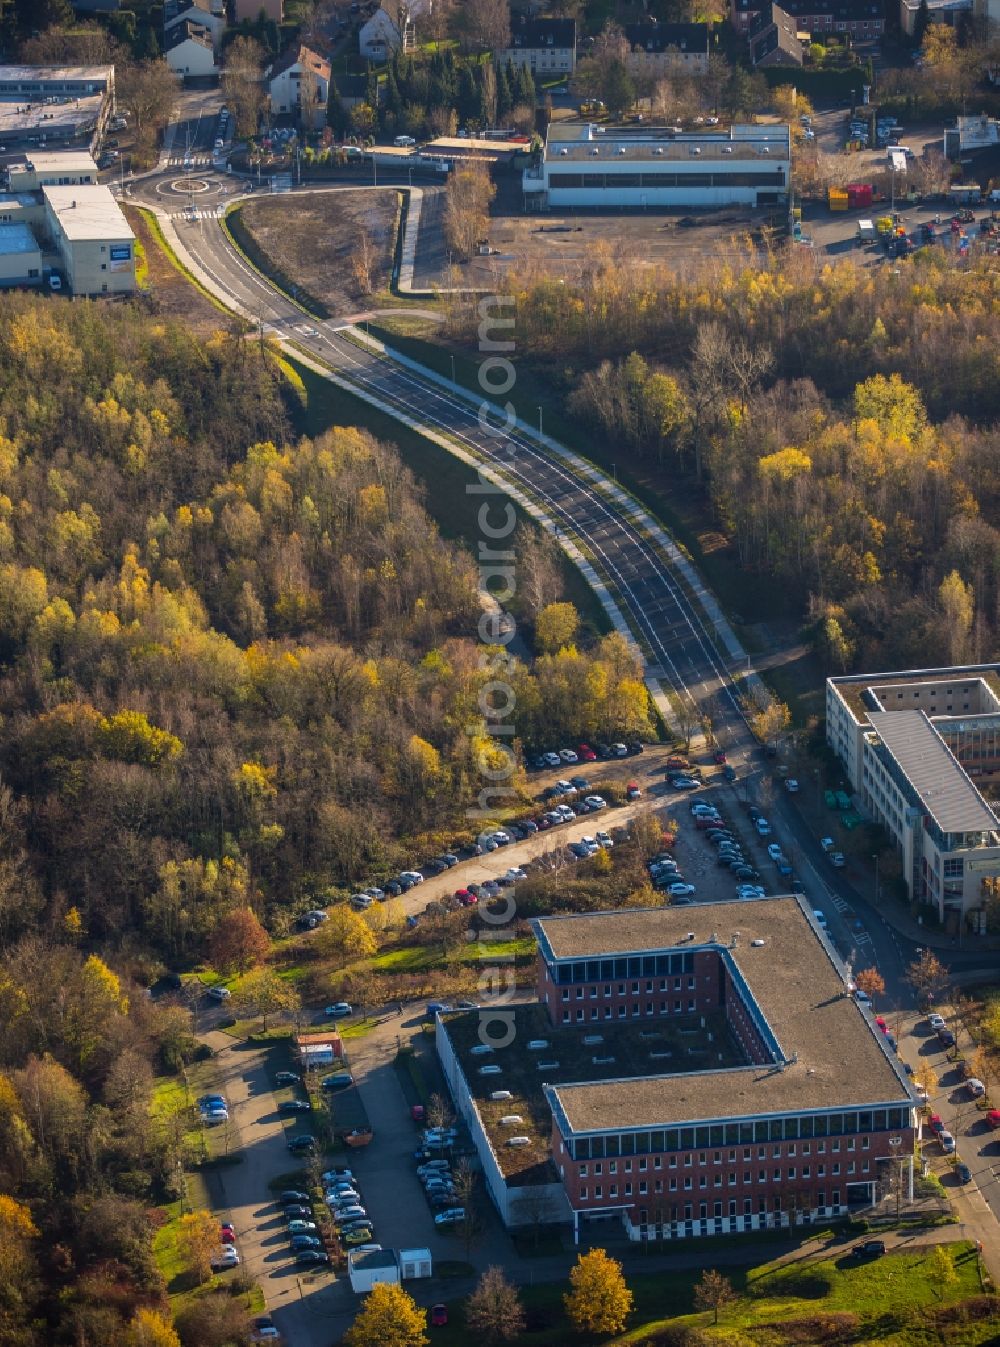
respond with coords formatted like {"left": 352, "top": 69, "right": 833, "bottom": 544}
{"left": 928, "top": 1013, "right": 946, "bottom": 1031}
{"left": 400, "top": 871, "right": 424, "bottom": 885}
{"left": 755, "top": 818, "right": 772, "bottom": 836}
{"left": 967, "top": 1078, "right": 985, "bottom": 1097}
{"left": 767, "top": 843, "right": 784, "bottom": 861}
{"left": 543, "top": 752, "right": 561, "bottom": 767}
{"left": 813, "top": 910, "right": 828, "bottom": 929}
{"left": 559, "top": 748, "right": 578, "bottom": 763}
{"left": 785, "top": 778, "right": 799, "bottom": 792}
{"left": 595, "top": 831, "right": 613, "bottom": 848}
{"left": 584, "top": 795, "right": 607, "bottom": 810}
{"left": 667, "top": 882, "right": 696, "bottom": 896}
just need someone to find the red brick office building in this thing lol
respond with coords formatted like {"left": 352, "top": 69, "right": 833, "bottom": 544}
{"left": 532, "top": 900, "right": 916, "bottom": 1242}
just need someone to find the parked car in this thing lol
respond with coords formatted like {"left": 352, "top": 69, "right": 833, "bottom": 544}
{"left": 856, "top": 1239, "right": 886, "bottom": 1258}
{"left": 669, "top": 776, "right": 698, "bottom": 790}
{"left": 207, "top": 986, "right": 231, "bottom": 1001}
{"left": 754, "top": 818, "right": 772, "bottom": 836}
{"left": 938, "top": 1029, "right": 956, "bottom": 1048}
{"left": 279, "top": 1100, "right": 312, "bottom": 1114}
{"left": 927, "top": 1013, "right": 946, "bottom": 1031}
{"left": 280, "top": 1190, "right": 309, "bottom": 1204}
{"left": 431, "top": 1304, "right": 448, "bottom": 1326}
{"left": 287, "top": 1136, "right": 316, "bottom": 1154}
{"left": 286, "top": 1219, "right": 317, "bottom": 1234}
{"left": 283, "top": 1205, "right": 312, "bottom": 1219}
{"left": 275, "top": 1072, "right": 301, "bottom": 1087}
{"left": 939, "top": 1130, "right": 956, "bottom": 1154}
{"left": 956, "top": 1162, "right": 972, "bottom": 1184}
{"left": 296, "top": 1250, "right": 330, "bottom": 1266}
{"left": 434, "top": 1207, "right": 466, "bottom": 1226}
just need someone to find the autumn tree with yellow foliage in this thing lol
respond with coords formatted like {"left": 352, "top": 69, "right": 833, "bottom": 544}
{"left": 564, "top": 1248, "right": 633, "bottom": 1335}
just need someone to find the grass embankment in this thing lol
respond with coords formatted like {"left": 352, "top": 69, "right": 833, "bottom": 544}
{"left": 427, "top": 1242, "right": 989, "bottom": 1347}
{"left": 286, "top": 356, "right": 611, "bottom": 638}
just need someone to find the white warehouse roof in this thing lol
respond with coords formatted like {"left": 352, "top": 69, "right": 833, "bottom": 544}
{"left": 544, "top": 121, "right": 790, "bottom": 163}
{"left": 42, "top": 184, "right": 132, "bottom": 241}
{"left": 23, "top": 150, "right": 97, "bottom": 175}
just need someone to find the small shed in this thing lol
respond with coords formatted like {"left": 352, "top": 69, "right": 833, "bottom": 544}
{"left": 295, "top": 1032, "right": 343, "bottom": 1066}
{"left": 348, "top": 1248, "right": 399, "bottom": 1294}
{"left": 399, "top": 1247, "right": 433, "bottom": 1280}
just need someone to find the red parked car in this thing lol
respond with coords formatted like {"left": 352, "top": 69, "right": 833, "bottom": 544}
{"left": 988, "top": 1109, "right": 1000, "bottom": 1130}
{"left": 411, "top": 1104, "right": 425, "bottom": 1123}
{"left": 577, "top": 743, "right": 597, "bottom": 762}
{"left": 928, "top": 1113, "right": 944, "bottom": 1135}
{"left": 714, "top": 750, "right": 727, "bottom": 765}
{"left": 430, "top": 1304, "right": 448, "bottom": 1326}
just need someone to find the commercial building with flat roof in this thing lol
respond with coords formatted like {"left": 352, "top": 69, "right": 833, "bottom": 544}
{"left": 42, "top": 184, "right": 135, "bottom": 295}
{"left": 0, "top": 65, "right": 114, "bottom": 153}
{"left": 827, "top": 666, "right": 1000, "bottom": 932}
{"left": 523, "top": 122, "right": 790, "bottom": 210}
{"left": 7, "top": 151, "right": 98, "bottom": 190}
{"left": 436, "top": 897, "right": 915, "bottom": 1244}
{"left": 0, "top": 223, "right": 41, "bottom": 286}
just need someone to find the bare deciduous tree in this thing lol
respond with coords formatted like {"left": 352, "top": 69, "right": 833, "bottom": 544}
{"left": 456, "top": 0, "right": 511, "bottom": 51}
{"left": 222, "top": 36, "right": 267, "bottom": 139}
{"left": 444, "top": 160, "right": 496, "bottom": 260}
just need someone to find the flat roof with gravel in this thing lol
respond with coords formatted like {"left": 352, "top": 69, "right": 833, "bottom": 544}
{"left": 533, "top": 898, "right": 912, "bottom": 1132}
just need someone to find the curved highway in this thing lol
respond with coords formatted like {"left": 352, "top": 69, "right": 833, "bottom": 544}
{"left": 145, "top": 184, "right": 980, "bottom": 991}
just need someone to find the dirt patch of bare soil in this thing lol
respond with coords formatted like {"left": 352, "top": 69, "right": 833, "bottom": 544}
{"left": 239, "top": 189, "right": 398, "bottom": 313}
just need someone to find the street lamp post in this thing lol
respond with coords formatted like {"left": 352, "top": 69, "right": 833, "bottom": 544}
{"left": 872, "top": 853, "right": 880, "bottom": 903}
{"left": 537, "top": 405, "right": 543, "bottom": 436}
{"left": 450, "top": 353, "right": 456, "bottom": 384}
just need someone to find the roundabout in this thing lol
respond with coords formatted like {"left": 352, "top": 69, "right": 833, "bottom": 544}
{"left": 151, "top": 171, "right": 237, "bottom": 204}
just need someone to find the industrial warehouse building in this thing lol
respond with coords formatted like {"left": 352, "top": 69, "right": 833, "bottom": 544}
{"left": 523, "top": 122, "right": 791, "bottom": 210}
{"left": 436, "top": 898, "right": 916, "bottom": 1242}
{"left": 827, "top": 665, "right": 1000, "bottom": 933}
{"left": 0, "top": 65, "right": 115, "bottom": 154}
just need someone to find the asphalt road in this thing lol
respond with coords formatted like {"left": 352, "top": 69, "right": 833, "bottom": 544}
{"left": 128, "top": 168, "right": 1000, "bottom": 1282}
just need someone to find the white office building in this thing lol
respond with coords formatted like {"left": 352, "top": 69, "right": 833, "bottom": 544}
{"left": 523, "top": 122, "right": 791, "bottom": 210}
{"left": 827, "top": 666, "right": 1000, "bottom": 934}
{"left": 43, "top": 184, "right": 135, "bottom": 296}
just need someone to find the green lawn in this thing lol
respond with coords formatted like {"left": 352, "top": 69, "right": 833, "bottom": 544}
{"left": 426, "top": 1243, "right": 986, "bottom": 1347}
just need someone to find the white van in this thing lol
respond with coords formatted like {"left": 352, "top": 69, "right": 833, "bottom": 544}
{"left": 393, "top": 135, "right": 416, "bottom": 147}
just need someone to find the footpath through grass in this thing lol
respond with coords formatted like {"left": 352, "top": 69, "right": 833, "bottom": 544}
{"left": 426, "top": 1242, "right": 987, "bottom": 1347}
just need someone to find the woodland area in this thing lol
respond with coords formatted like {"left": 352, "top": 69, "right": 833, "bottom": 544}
{"left": 0, "top": 296, "right": 652, "bottom": 1343}
{"left": 446, "top": 246, "right": 1000, "bottom": 672}
{"left": 0, "top": 296, "right": 651, "bottom": 962}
